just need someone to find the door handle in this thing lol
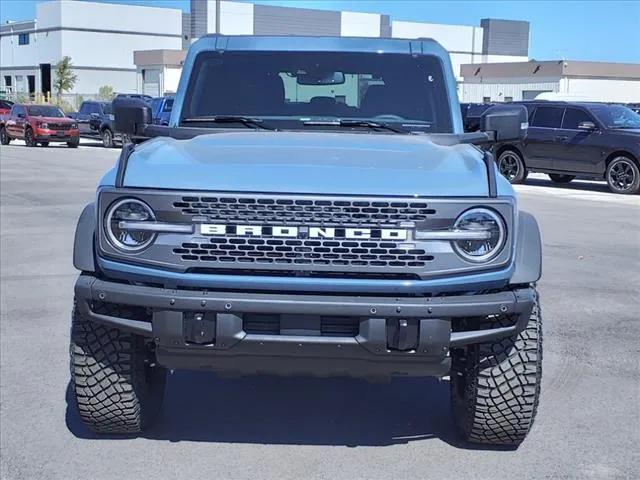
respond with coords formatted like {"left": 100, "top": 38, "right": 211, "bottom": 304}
{"left": 555, "top": 135, "right": 568, "bottom": 141}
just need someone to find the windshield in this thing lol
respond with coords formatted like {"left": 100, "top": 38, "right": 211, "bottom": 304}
{"left": 27, "top": 105, "right": 65, "bottom": 118}
{"left": 102, "top": 103, "right": 113, "bottom": 115}
{"left": 590, "top": 105, "right": 640, "bottom": 129}
{"left": 181, "top": 51, "right": 453, "bottom": 133}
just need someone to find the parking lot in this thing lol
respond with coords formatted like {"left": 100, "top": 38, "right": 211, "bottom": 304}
{"left": 1, "top": 141, "right": 639, "bottom": 480}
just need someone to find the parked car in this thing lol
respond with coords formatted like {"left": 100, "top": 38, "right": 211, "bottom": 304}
{"left": 72, "top": 35, "right": 542, "bottom": 447}
{"left": 71, "top": 100, "right": 120, "bottom": 148}
{"left": 150, "top": 96, "right": 174, "bottom": 125}
{"left": 0, "top": 103, "right": 79, "bottom": 147}
{"left": 0, "top": 99, "right": 13, "bottom": 116}
{"left": 495, "top": 101, "right": 640, "bottom": 194}
{"left": 460, "top": 102, "right": 496, "bottom": 132}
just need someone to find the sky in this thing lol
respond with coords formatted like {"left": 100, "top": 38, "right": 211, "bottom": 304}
{"left": 1, "top": 0, "right": 639, "bottom": 63}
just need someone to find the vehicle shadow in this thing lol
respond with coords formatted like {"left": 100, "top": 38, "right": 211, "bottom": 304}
{"left": 64, "top": 372, "right": 502, "bottom": 449}
{"left": 522, "top": 176, "right": 611, "bottom": 194}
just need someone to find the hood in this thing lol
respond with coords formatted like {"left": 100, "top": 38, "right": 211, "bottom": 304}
{"left": 32, "top": 116, "right": 75, "bottom": 123}
{"left": 123, "top": 132, "right": 491, "bottom": 197}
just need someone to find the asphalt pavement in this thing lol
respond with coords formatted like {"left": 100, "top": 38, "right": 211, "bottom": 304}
{"left": 1, "top": 140, "right": 639, "bottom": 480}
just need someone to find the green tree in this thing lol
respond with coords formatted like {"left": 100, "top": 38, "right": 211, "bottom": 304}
{"left": 53, "top": 56, "right": 77, "bottom": 102}
{"left": 98, "top": 85, "right": 115, "bottom": 101}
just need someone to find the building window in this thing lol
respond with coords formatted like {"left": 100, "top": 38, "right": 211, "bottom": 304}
{"left": 18, "top": 33, "right": 30, "bottom": 45}
{"left": 504, "top": 96, "right": 513, "bottom": 102}
{"left": 483, "top": 96, "right": 491, "bottom": 103}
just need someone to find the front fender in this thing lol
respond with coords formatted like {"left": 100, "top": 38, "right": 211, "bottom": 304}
{"left": 511, "top": 211, "right": 542, "bottom": 285}
{"left": 73, "top": 203, "right": 96, "bottom": 272}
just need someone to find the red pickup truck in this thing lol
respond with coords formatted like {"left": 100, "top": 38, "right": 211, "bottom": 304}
{"left": 0, "top": 103, "right": 79, "bottom": 147}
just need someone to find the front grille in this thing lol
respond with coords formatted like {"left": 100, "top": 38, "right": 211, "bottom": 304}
{"left": 173, "top": 195, "right": 436, "bottom": 226}
{"left": 173, "top": 238, "right": 434, "bottom": 268}
{"left": 47, "top": 123, "right": 73, "bottom": 130}
{"left": 98, "top": 189, "right": 515, "bottom": 280}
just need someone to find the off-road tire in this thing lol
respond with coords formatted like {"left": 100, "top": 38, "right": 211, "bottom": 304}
{"left": 70, "top": 300, "right": 166, "bottom": 434}
{"left": 548, "top": 174, "right": 574, "bottom": 184}
{"left": 67, "top": 138, "right": 80, "bottom": 148}
{"left": 497, "top": 149, "right": 528, "bottom": 184}
{"left": 102, "top": 128, "right": 114, "bottom": 148}
{"left": 450, "top": 287, "right": 542, "bottom": 446}
{"left": 25, "top": 128, "right": 36, "bottom": 147}
{"left": 0, "top": 126, "right": 10, "bottom": 145}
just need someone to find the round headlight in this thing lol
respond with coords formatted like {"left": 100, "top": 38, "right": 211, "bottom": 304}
{"left": 452, "top": 208, "right": 506, "bottom": 262}
{"left": 105, "top": 198, "right": 156, "bottom": 252}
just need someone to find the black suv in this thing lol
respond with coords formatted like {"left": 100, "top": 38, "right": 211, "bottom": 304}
{"left": 73, "top": 101, "right": 119, "bottom": 148}
{"left": 495, "top": 101, "right": 640, "bottom": 194}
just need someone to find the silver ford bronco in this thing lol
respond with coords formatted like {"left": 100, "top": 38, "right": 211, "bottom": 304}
{"left": 71, "top": 35, "right": 542, "bottom": 446}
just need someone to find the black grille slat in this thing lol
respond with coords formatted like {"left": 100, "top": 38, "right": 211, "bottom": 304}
{"left": 243, "top": 314, "right": 359, "bottom": 337}
{"left": 174, "top": 195, "right": 436, "bottom": 226}
{"left": 173, "top": 239, "right": 434, "bottom": 268}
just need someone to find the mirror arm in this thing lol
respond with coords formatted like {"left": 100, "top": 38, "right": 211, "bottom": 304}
{"left": 453, "top": 131, "right": 495, "bottom": 145}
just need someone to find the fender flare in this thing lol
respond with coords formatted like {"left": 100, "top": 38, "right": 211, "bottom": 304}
{"left": 73, "top": 203, "right": 96, "bottom": 272}
{"left": 510, "top": 210, "right": 542, "bottom": 285}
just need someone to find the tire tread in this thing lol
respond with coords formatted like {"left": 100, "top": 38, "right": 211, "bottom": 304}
{"left": 70, "top": 301, "right": 164, "bottom": 434}
{"left": 452, "top": 287, "right": 542, "bottom": 446}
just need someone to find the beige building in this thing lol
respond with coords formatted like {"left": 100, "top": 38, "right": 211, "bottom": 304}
{"left": 460, "top": 60, "right": 640, "bottom": 103}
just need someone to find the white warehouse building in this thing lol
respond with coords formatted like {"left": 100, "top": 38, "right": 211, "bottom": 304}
{"left": 0, "top": 0, "right": 183, "bottom": 97}
{"left": 136, "top": 0, "right": 531, "bottom": 96}
{"left": 2, "top": 0, "right": 540, "bottom": 100}
{"left": 461, "top": 60, "right": 640, "bottom": 103}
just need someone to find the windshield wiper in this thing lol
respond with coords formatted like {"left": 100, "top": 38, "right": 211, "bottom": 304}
{"left": 302, "top": 119, "right": 409, "bottom": 134}
{"left": 182, "top": 116, "right": 275, "bottom": 130}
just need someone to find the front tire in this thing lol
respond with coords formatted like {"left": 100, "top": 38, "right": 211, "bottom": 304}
{"left": 497, "top": 149, "right": 527, "bottom": 184}
{"left": 548, "top": 174, "right": 575, "bottom": 184}
{"left": 67, "top": 137, "right": 80, "bottom": 148}
{"left": 70, "top": 301, "right": 166, "bottom": 434}
{"left": 0, "top": 126, "right": 10, "bottom": 145}
{"left": 25, "top": 128, "right": 36, "bottom": 147}
{"left": 102, "top": 128, "right": 114, "bottom": 148}
{"left": 450, "top": 287, "right": 542, "bottom": 446}
{"left": 606, "top": 156, "right": 640, "bottom": 194}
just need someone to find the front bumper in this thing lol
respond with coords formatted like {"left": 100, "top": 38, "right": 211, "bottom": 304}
{"left": 75, "top": 274, "right": 535, "bottom": 379}
{"left": 35, "top": 128, "right": 79, "bottom": 141}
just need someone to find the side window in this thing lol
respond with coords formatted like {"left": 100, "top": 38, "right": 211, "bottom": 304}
{"left": 562, "top": 108, "right": 594, "bottom": 129}
{"left": 531, "top": 106, "right": 564, "bottom": 128}
{"left": 151, "top": 98, "right": 162, "bottom": 115}
{"left": 162, "top": 99, "right": 174, "bottom": 112}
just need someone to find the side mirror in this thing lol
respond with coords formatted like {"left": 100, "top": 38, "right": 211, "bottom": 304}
{"left": 481, "top": 105, "right": 528, "bottom": 142}
{"left": 113, "top": 97, "right": 152, "bottom": 136}
{"left": 578, "top": 121, "right": 597, "bottom": 131}
{"left": 90, "top": 112, "right": 100, "bottom": 119}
